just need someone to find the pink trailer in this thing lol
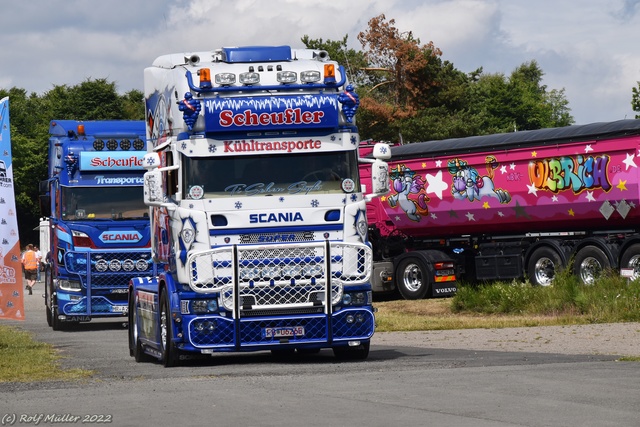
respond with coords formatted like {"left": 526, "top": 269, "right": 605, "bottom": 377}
{"left": 361, "top": 119, "right": 640, "bottom": 298}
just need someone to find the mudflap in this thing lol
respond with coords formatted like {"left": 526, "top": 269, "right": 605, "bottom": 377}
{"left": 430, "top": 281, "right": 458, "bottom": 298}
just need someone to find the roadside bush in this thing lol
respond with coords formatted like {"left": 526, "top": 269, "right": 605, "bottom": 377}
{"left": 451, "top": 270, "right": 640, "bottom": 323}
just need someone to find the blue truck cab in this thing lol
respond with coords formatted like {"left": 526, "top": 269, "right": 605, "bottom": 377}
{"left": 39, "top": 120, "right": 153, "bottom": 330}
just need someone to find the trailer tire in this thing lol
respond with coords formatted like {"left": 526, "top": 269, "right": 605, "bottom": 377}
{"left": 527, "top": 247, "right": 563, "bottom": 286}
{"left": 333, "top": 341, "right": 370, "bottom": 360}
{"left": 574, "top": 246, "right": 610, "bottom": 285}
{"left": 620, "top": 244, "right": 640, "bottom": 281}
{"left": 396, "top": 257, "right": 430, "bottom": 300}
{"left": 129, "top": 293, "right": 152, "bottom": 363}
{"left": 159, "top": 290, "right": 179, "bottom": 367}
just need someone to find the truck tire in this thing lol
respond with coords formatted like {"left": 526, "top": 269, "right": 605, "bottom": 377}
{"left": 45, "top": 269, "right": 53, "bottom": 327}
{"left": 396, "top": 257, "right": 430, "bottom": 299}
{"left": 159, "top": 290, "right": 178, "bottom": 367}
{"left": 527, "top": 247, "right": 563, "bottom": 286}
{"left": 620, "top": 244, "right": 640, "bottom": 281}
{"left": 333, "top": 342, "right": 370, "bottom": 360}
{"left": 573, "top": 246, "right": 610, "bottom": 285}
{"left": 129, "top": 293, "right": 153, "bottom": 363}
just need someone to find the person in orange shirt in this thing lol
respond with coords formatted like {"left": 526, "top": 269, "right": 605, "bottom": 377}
{"left": 22, "top": 244, "right": 38, "bottom": 295}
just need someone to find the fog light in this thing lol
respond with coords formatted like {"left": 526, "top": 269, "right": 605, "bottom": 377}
{"left": 342, "top": 294, "right": 352, "bottom": 305}
{"left": 345, "top": 314, "right": 355, "bottom": 324}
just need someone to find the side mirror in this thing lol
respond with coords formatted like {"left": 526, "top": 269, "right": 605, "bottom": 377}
{"left": 372, "top": 142, "right": 391, "bottom": 161}
{"left": 144, "top": 170, "right": 165, "bottom": 206}
{"left": 369, "top": 159, "right": 390, "bottom": 196}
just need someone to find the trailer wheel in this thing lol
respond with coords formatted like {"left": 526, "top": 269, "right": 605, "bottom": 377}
{"left": 129, "top": 293, "right": 152, "bottom": 363}
{"left": 527, "top": 247, "right": 563, "bottom": 286}
{"left": 159, "top": 290, "right": 178, "bottom": 367}
{"left": 574, "top": 246, "right": 610, "bottom": 285}
{"left": 620, "top": 244, "right": 640, "bottom": 281}
{"left": 333, "top": 342, "right": 370, "bottom": 360}
{"left": 396, "top": 258, "right": 430, "bottom": 299}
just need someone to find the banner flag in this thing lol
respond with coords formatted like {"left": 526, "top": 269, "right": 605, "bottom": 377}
{"left": 0, "top": 96, "right": 25, "bottom": 321}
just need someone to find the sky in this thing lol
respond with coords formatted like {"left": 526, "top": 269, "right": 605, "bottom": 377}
{"left": 1, "top": 0, "right": 639, "bottom": 126}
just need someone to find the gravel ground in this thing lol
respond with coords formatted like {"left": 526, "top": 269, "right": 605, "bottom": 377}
{"left": 373, "top": 323, "right": 640, "bottom": 357}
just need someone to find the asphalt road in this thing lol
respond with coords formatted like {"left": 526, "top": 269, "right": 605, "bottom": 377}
{"left": 1, "top": 290, "right": 639, "bottom": 427}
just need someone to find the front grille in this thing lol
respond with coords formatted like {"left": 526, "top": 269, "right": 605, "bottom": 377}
{"left": 64, "top": 250, "right": 152, "bottom": 288}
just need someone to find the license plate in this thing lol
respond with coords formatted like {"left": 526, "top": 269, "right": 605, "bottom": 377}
{"left": 112, "top": 305, "right": 128, "bottom": 313}
{"left": 263, "top": 326, "right": 305, "bottom": 339}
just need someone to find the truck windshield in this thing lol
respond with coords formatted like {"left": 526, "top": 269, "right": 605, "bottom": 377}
{"left": 61, "top": 186, "right": 148, "bottom": 220}
{"left": 183, "top": 151, "right": 360, "bottom": 199}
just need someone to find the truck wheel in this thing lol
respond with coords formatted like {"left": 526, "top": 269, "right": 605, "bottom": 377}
{"left": 333, "top": 342, "right": 370, "bottom": 360}
{"left": 159, "top": 290, "right": 178, "bottom": 367}
{"left": 573, "top": 246, "right": 610, "bottom": 285}
{"left": 129, "top": 293, "right": 152, "bottom": 363}
{"left": 527, "top": 247, "right": 562, "bottom": 286}
{"left": 396, "top": 258, "right": 430, "bottom": 299}
{"left": 45, "top": 274, "right": 52, "bottom": 327}
{"left": 44, "top": 267, "right": 53, "bottom": 327}
{"left": 620, "top": 244, "right": 640, "bottom": 281}
{"left": 51, "top": 302, "right": 63, "bottom": 331}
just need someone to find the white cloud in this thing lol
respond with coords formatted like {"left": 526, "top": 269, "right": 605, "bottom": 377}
{"left": 0, "top": 0, "right": 638, "bottom": 124}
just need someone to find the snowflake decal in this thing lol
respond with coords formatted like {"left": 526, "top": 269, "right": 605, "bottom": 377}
{"left": 330, "top": 135, "right": 336, "bottom": 141}
{"left": 189, "top": 203, "right": 194, "bottom": 209}
{"left": 350, "top": 194, "right": 358, "bottom": 202}
{"left": 350, "top": 135, "right": 357, "bottom": 145}
{"left": 208, "top": 144, "right": 217, "bottom": 153}
{"left": 311, "top": 199, "right": 319, "bottom": 208}
{"left": 235, "top": 201, "right": 243, "bottom": 209}
{"left": 279, "top": 197, "right": 285, "bottom": 202}
{"left": 181, "top": 142, "right": 187, "bottom": 150}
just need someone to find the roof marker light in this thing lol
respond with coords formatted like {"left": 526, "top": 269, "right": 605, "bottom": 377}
{"left": 77, "top": 124, "right": 85, "bottom": 136}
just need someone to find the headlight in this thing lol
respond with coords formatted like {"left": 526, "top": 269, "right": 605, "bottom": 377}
{"left": 239, "top": 72, "right": 260, "bottom": 85}
{"left": 215, "top": 73, "right": 236, "bottom": 85}
{"left": 192, "top": 299, "right": 219, "bottom": 313}
{"left": 122, "top": 259, "right": 135, "bottom": 272}
{"left": 239, "top": 267, "right": 261, "bottom": 281}
{"left": 303, "top": 264, "right": 324, "bottom": 278}
{"left": 277, "top": 71, "right": 297, "bottom": 83}
{"left": 282, "top": 265, "right": 302, "bottom": 278}
{"left": 58, "top": 279, "right": 82, "bottom": 291}
{"left": 300, "top": 70, "right": 321, "bottom": 83}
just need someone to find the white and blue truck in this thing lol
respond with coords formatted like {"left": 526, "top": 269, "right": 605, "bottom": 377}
{"left": 128, "top": 45, "right": 390, "bottom": 366}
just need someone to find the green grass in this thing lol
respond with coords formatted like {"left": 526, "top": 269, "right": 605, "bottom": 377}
{"left": 451, "top": 268, "right": 640, "bottom": 322}
{"left": 0, "top": 326, "right": 92, "bottom": 383}
{"left": 375, "top": 268, "right": 640, "bottom": 332}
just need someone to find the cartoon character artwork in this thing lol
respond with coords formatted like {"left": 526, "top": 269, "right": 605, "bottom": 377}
{"left": 448, "top": 156, "right": 511, "bottom": 203}
{"left": 387, "top": 164, "right": 429, "bottom": 221}
{"left": 337, "top": 84, "right": 359, "bottom": 123}
{"left": 177, "top": 92, "right": 201, "bottom": 131}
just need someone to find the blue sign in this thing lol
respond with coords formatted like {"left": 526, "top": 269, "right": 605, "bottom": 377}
{"left": 202, "top": 94, "right": 340, "bottom": 133}
{"left": 79, "top": 151, "right": 146, "bottom": 171}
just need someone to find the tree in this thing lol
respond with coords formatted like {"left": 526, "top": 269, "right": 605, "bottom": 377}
{"left": 300, "top": 35, "right": 368, "bottom": 88}
{"left": 632, "top": 82, "right": 640, "bottom": 119}
{"left": 468, "top": 61, "right": 573, "bottom": 134}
